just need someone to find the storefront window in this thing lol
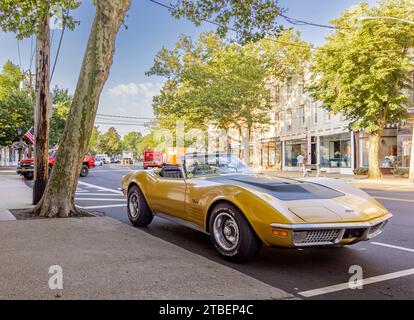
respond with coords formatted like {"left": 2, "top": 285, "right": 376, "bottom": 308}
{"left": 259, "top": 138, "right": 281, "bottom": 168}
{"left": 320, "top": 133, "right": 351, "bottom": 168}
{"left": 360, "top": 128, "right": 397, "bottom": 168}
{"left": 397, "top": 123, "right": 412, "bottom": 168}
{"left": 284, "top": 139, "right": 307, "bottom": 167}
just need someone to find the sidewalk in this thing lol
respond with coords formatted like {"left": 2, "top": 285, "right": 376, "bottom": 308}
{"left": 0, "top": 217, "right": 292, "bottom": 300}
{"left": 0, "top": 171, "right": 292, "bottom": 300}
{"left": 266, "top": 170, "right": 413, "bottom": 187}
{"left": 0, "top": 172, "right": 32, "bottom": 221}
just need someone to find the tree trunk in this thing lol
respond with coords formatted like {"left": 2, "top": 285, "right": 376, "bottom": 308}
{"left": 368, "top": 131, "right": 382, "bottom": 180}
{"left": 241, "top": 126, "right": 250, "bottom": 164}
{"left": 34, "top": 0, "right": 131, "bottom": 217}
{"left": 33, "top": 15, "right": 51, "bottom": 205}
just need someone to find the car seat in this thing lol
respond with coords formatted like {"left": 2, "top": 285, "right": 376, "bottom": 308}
{"left": 160, "top": 166, "right": 183, "bottom": 178}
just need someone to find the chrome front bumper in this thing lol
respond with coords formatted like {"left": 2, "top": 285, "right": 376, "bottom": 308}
{"left": 270, "top": 214, "right": 392, "bottom": 247}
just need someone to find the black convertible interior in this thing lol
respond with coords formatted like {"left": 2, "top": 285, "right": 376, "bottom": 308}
{"left": 159, "top": 166, "right": 183, "bottom": 178}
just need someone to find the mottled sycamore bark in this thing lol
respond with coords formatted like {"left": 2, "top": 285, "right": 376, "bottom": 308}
{"left": 35, "top": 0, "right": 131, "bottom": 217}
{"left": 33, "top": 15, "right": 51, "bottom": 205}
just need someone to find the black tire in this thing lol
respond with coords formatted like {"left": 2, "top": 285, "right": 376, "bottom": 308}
{"left": 23, "top": 173, "right": 33, "bottom": 180}
{"left": 127, "top": 185, "right": 153, "bottom": 227}
{"left": 209, "top": 203, "right": 261, "bottom": 262}
{"left": 80, "top": 164, "right": 89, "bottom": 177}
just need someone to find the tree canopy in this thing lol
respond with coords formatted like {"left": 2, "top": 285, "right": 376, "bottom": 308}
{"left": 0, "top": 61, "right": 33, "bottom": 146}
{"left": 50, "top": 86, "right": 72, "bottom": 146}
{"left": 0, "top": 0, "right": 79, "bottom": 38}
{"left": 121, "top": 131, "right": 143, "bottom": 156}
{"left": 308, "top": 0, "right": 414, "bottom": 133}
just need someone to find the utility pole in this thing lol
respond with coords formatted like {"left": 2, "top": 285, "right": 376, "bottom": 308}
{"left": 33, "top": 14, "right": 51, "bottom": 205}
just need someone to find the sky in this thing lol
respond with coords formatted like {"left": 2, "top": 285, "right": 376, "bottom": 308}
{"left": 0, "top": 0, "right": 376, "bottom": 136}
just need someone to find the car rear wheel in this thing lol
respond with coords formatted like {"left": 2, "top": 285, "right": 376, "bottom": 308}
{"left": 127, "top": 185, "right": 153, "bottom": 227}
{"left": 23, "top": 173, "right": 33, "bottom": 180}
{"left": 209, "top": 203, "right": 261, "bottom": 262}
{"left": 80, "top": 164, "right": 89, "bottom": 177}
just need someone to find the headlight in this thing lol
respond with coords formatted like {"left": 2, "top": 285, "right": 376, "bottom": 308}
{"left": 293, "top": 231, "right": 308, "bottom": 243}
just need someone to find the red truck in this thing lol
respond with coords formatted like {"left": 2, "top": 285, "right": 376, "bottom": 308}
{"left": 143, "top": 149, "right": 163, "bottom": 170}
{"left": 17, "top": 148, "right": 95, "bottom": 180}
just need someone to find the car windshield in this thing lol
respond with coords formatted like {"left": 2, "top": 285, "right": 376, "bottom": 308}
{"left": 48, "top": 149, "right": 58, "bottom": 158}
{"left": 183, "top": 153, "right": 253, "bottom": 178}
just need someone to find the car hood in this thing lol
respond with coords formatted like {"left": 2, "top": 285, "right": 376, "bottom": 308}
{"left": 205, "top": 173, "right": 387, "bottom": 223}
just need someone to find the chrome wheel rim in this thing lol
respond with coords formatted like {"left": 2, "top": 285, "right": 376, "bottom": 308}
{"left": 213, "top": 212, "right": 239, "bottom": 251}
{"left": 129, "top": 193, "right": 140, "bottom": 218}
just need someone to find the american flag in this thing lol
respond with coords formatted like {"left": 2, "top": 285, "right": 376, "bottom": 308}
{"left": 24, "top": 127, "right": 35, "bottom": 144}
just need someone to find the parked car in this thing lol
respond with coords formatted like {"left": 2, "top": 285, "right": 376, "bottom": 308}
{"left": 121, "top": 152, "right": 392, "bottom": 262}
{"left": 17, "top": 148, "right": 95, "bottom": 180}
{"left": 94, "top": 155, "right": 105, "bottom": 166}
{"left": 111, "top": 157, "right": 121, "bottom": 164}
{"left": 95, "top": 154, "right": 110, "bottom": 164}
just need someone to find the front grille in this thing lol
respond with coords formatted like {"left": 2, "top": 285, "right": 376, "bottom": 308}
{"left": 368, "top": 222, "right": 384, "bottom": 237}
{"left": 294, "top": 229, "right": 341, "bottom": 245}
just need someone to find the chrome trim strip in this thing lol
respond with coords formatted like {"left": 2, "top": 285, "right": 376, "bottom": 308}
{"left": 270, "top": 213, "right": 392, "bottom": 230}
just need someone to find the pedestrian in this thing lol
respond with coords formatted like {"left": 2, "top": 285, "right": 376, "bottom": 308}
{"left": 297, "top": 153, "right": 304, "bottom": 167}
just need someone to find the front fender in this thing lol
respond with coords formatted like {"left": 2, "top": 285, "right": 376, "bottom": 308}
{"left": 202, "top": 186, "right": 302, "bottom": 246}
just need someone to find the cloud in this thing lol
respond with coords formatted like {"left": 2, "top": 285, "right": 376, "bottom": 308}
{"left": 108, "top": 82, "right": 162, "bottom": 99}
{"left": 97, "top": 81, "right": 164, "bottom": 136}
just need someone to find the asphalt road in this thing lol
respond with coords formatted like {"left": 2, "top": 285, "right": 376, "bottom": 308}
{"left": 29, "top": 165, "right": 414, "bottom": 299}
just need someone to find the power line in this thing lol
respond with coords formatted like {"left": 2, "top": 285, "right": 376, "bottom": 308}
{"left": 95, "top": 122, "right": 150, "bottom": 126}
{"left": 147, "top": 0, "right": 405, "bottom": 54}
{"left": 96, "top": 113, "right": 155, "bottom": 120}
{"left": 50, "top": 27, "right": 65, "bottom": 82}
{"left": 279, "top": 13, "right": 355, "bottom": 30}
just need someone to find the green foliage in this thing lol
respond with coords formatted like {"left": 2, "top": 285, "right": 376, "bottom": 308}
{"left": 100, "top": 127, "right": 121, "bottom": 156}
{"left": 0, "top": 61, "right": 33, "bottom": 146}
{"left": 0, "top": 0, "right": 79, "bottom": 38}
{"left": 148, "top": 30, "right": 310, "bottom": 138}
{"left": 50, "top": 86, "right": 72, "bottom": 146}
{"left": 136, "top": 132, "right": 159, "bottom": 154}
{"left": 0, "top": 60, "right": 24, "bottom": 98}
{"left": 172, "top": 0, "right": 282, "bottom": 43}
{"left": 148, "top": 32, "right": 274, "bottom": 133}
{"left": 392, "top": 167, "right": 409, "bottom": 177}
{"left": 0, "top": 90, "right": 34, "bottom": 146}
{"left": 121, "top": 131, "right": 143, "bottom": 155}
{"left": 354, "top": 167, "right": 369, "bottom": 175}
{"left": 309, "top": 0, "right": 414, "bottom": 134}
{"left": 88, "top": 126, "right": 101, "bottom": 154}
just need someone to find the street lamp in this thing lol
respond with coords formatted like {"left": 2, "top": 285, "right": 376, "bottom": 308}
{"left": 360, "top": 15, "right": 414, "bottom": 183}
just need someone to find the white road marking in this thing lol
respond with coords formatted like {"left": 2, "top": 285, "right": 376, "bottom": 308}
{"left": 79, "top": 204, "right": 127, "bottom": 209}
{"left": 371, "top": 242, "right": 414, "bottom": 253}
{"left": 75, "top": 198, "right": 125, "bottom": 202}
{"left": 75, "top": 193, "right": 124, "bottom": 196}
{"left": 374, "top": 196, "right": 414, "bottom": 203}
{"left": 298, "top": 268, "right": 414, "bottom": 297}
{"left": 77, "top": 181, "right": 123, "bottom": 195}
{"left": 386, "top": 185, "right": 414, "bottom": 191}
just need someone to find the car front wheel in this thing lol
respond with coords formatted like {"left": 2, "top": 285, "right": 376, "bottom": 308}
{"left": 127, "top": 185, "right": 153, "bottom": 227}
{"left": 209, "top": 203, "right": 261, "bottom": 262}
{"left": 80, "top": 165, "right": 89, "bottom": 177}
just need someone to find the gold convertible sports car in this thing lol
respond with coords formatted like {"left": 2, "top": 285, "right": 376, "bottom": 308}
{"left": 121, "top": 153, "right": 392, "bottom": 262}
